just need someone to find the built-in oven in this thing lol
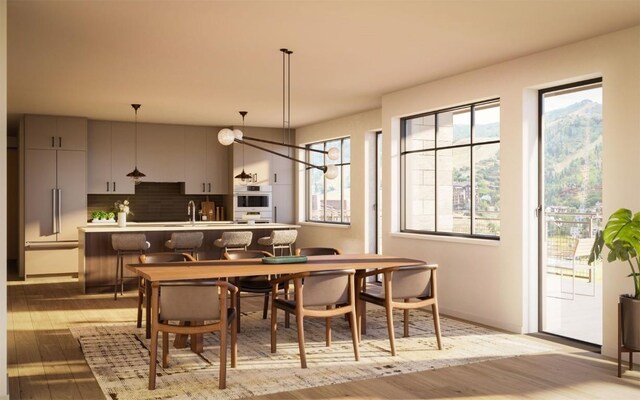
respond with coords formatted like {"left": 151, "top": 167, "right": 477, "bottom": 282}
{"left": 233, "top": 185, "right": 272, "bottom": 212}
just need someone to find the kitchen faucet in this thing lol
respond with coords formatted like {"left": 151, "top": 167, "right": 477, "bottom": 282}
{"left": 187, "top": 200, "right": 196, "bottom": 224}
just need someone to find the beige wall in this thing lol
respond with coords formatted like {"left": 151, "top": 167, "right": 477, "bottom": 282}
{"left": 295, "top": 109, "right": 380, "bottom": 253}
{"left": 1, "top": 0, "right": 8, "bottom": 396}
{"left": 296, "top": 26, "right": 640, "bottom": 360}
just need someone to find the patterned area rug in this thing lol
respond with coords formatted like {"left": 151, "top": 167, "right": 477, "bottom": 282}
{"left": 71, "top": 308, "right": 554, "bottom": 400}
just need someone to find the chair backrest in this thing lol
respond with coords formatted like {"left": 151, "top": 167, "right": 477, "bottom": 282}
{"left": 221, "top": 231, "right": 253, "bottom": 247}
{"left": 223, "top": 250, "right": 273, "bottom": 260}
{"left": 271, "top": 230, "right": 298, "bottom": 245}
{"left": 296, "top": 247, "right": 341, "bottom": 256}
{"left": 302, "top": 269, "right": 354, "bottom": 307}
{"left": 112, "top": 233, "right": 148, "bottom": 251}
{"left": 170, "top": 232, "right": 204, "bottom": 248}
{"left": 159, "top": 282, "right": 222, "bottom": 321}
{"left": 388, "top": 265, "right": 432, "bottom": 299}
{"left": 140, "top": 252, "right": 195, "bottom": 263}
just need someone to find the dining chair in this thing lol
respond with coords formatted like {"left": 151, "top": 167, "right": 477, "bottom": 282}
{"left": 296, "top": 247, "right": 342, "bottom": 256}
{"left": 112, "top": 233, "right": 151, "bottom": 300}
{"left": 138, "top": 252, "right": 196, "bottom": 329}
{"left": 223, "top": 250, "right": 275, "bottom": 332}
{"left": 356, "top": 264, "right": 442, "bottom": 356}
{"left": 270, "top": 269, "right": 360, "bottom": 368}
{"left": 148, "top": 279, "right": 238, "bottom": 390}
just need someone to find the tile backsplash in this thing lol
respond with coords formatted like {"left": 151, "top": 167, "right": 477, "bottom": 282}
{"left": 87, "top": 182, "right": 226, "bottom": 222}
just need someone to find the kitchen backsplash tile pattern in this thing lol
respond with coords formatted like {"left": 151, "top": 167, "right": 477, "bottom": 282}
{"left": 87, "top": 182, "right": 226, "bottom": 222}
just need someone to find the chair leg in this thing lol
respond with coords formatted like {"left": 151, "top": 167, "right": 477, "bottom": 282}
{"left": 262, "top": 293, "right": 269, "bottom": 320}
{"left": 349, "top": 310, "right": 360, "bottom": 360}
{"left": 236, "top": 291, "right": 242, "bottom": 333}
{"left": 149, "top": 328, "right": 159, "bottom": 390}
{"left": 432, "top": 302, "right": 443, "bottom": 350}
{"left": 296, "top": 313, "right": 307, "bottom": 368}
{"left": 114, "top": 254, "right": 120, "bottom": 301}
{"left": 162, "top": 331, "right": 169, "bottom": 368}
{"left": 326, "top": 305, "right": 332, "bottom": 347}
{"left": 136, "top": 279, "right": 143, "bottom": 328}
{"left": 386, "top": 305, "right": 396, "bottom": 356}
{"left": 219, "top": 324, "right": 227, "bottom": 389}
{"left": 231, "top": 311, "right": 238, "bottom": 368}
{"left": 270, "top": 302, "right": 278, "bottom": 353}
{"left": 120, "top": 256, "right": 125, "bottom": 296}
{"left": 404, "top": 299, "right": 410, "bottom": 337}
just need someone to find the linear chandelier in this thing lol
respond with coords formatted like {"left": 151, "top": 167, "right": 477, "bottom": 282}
{"left": 218, "top": 48, "right": 340, "bottom": 180}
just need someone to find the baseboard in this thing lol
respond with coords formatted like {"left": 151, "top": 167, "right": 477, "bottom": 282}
{"left": 438, "top": 307, "right": 522, "bottom": 333}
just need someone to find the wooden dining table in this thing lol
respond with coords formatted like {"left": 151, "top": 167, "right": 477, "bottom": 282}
{"left": 126, "top": 253, "right": 427, "bottom": 341}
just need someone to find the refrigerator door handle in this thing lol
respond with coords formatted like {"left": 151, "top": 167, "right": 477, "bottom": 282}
{"left": 57, "top": 189, "right": 62, "bottom": 234}
{"left": 52, "top": 189, "right": 58, "bottom": 234}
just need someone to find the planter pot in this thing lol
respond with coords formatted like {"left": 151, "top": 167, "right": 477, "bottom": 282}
{"left": 118, "top": 212, "right": 127, "bottom": 228}
{"left": 620, "top": 294, "right": 640, "bottom": 351}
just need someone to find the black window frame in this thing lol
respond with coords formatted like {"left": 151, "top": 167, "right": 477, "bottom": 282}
{"left": 305, "top": 137, "right": 351, "bottom": 225}
{"left": 400, "top": 98, "right": 501, "bottom": 240}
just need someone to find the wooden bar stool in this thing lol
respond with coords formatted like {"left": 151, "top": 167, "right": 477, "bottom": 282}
{"left": 164, "top": 232, "right": 204, "bottom": 260}
{"left": 213, "top": 231, "right": 253, "bottom": 259}
{"left": 258, "top": 230, "right": 298, "bottom": 256}
{"left": 112, "top": 233, "right": 150, "bottom": 300}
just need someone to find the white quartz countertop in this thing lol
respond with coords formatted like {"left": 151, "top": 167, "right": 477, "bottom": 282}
{"left": 78, "top": 221, "right": 300, "bottom": 233}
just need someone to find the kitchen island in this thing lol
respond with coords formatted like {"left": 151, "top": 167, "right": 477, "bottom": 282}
{"left": 77, "top": 221, "right": 300, "bottom": 293}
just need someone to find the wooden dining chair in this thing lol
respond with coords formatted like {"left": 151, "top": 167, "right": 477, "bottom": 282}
{"left": 270, "top": 269, "right": 360, "bottom": 368}
{"left": 356, "top": 264, "right": 442, "bottom": 356}
{"left": 149, "top": 279, "right": 238, "bottom": 390}
{"left": 296, "top": 247, "right": 342, "bottom": 256}
{"left": 137, "top": 252, "right": 196, "bottom": 329}
{"left": 223, "top": 250, "right": 274, "bottom": 332}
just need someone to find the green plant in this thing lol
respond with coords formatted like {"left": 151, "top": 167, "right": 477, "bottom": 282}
{"left": 91, "top": 211, "right": 101, "bottom": 220}
{"left": 106, "top": 212, "right": 115, "bottom": 220}
{"left": 589, "top": 208, "right": 640, "bottom": 299}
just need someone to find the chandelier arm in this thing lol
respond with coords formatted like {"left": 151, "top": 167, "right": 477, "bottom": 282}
{"left": 242, "top": 135, "right": 327, "bottom": 154}
{"left": 235, "top": 139, "right": 327, "bottom": 172}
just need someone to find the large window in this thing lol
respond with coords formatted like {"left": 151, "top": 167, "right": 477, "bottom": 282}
{"left": 306, "top": 137, "right": 350, "bottom": 224}
{"left": 401, "top": 99, "right": 500, "bottom": 238}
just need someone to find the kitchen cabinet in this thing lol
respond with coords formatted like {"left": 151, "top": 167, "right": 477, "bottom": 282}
{"left": 87, "top": 121, "right": 135, "bottom": 194}
{"left": 24, "top": 115, "right": 87, "bottom": 151}
{"left": 270, "top": 146, "right": 294, "bottom": 185}
{"left": 184, "top": 126, "right": 229, "bottom": 194}
{"left": 272, "top": 183, "right": 294, "bottom": 223}
{"left": 138, "top": 123, "right": 185, "bottom": 182}
{"left": 233, "top": 141, "right": 271, "bottom": 185}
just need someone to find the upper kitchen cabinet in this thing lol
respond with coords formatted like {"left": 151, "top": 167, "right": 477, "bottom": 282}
{"left": 206, "top": 127, "right": 229, "bottom": 194}
{"left": 233, "top": 141, "right": 271, "bottom": 185}
{"left": 232, "top": 126, "right": 294, "bottom": 186}
{"left": 24, "top": 115, "right": 87, "bottom": 151}
{"left": 270, "top": 146, "right": 294, "bottom": 185}
{"left": 87, "top": 121, "right": 135, "bottom": 194}
{"left": 184, "top": 126, "right": 229, "bottom": 194}
{"left": 137, "top": 123, "right": 185, "bottom": 182}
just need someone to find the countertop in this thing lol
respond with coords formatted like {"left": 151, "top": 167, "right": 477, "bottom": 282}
{"left": 78, "top": 221, "right": 300, "bottom": 233}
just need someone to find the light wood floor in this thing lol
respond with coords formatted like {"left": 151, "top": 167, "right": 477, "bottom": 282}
{"left": 7, "top": 274, "right": 640, "bottom": 399}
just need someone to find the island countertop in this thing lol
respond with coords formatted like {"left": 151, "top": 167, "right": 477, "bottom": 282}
{"left": 77, "top": 222, "right": 300, "bottom": 293}
{"left": 78, "top": 221, "right": 300, "bottom": 233}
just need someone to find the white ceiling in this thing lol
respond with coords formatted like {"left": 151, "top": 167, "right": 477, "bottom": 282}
{"left": 7, "top": 1, "right": 640, "bottom": 130}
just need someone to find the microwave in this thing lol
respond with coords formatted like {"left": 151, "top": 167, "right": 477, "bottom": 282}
{"left": 234, "top": 191, "right": 272, "bottom": 212}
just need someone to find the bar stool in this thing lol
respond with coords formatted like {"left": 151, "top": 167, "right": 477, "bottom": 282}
{"left": 257, "top": 230, "right": 298, "bottom": 256}
{"left": 164, "top": 232, "right": 204, "bottom": 260}
{"left": 112, "top": 233, "right": 150, "bottom": 300}
{"left": 213, "top": 231, "right": 253, "bottom": 259}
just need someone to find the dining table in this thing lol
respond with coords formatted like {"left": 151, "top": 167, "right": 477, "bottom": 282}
{"left": 126, "top": 253, "right": 427, "bottom": 342}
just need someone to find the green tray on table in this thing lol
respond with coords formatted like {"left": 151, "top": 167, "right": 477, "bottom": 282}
{"left": 262, "top": 256, "right": 308, "bottom": 264}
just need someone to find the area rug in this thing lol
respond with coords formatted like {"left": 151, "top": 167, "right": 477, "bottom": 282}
{"left": 71, "top": 308, "right": 555, "bottom": 400}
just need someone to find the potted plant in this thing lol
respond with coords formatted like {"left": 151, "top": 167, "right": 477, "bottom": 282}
{"left": 589, "top": 208, "right": 640, "bottom": 350}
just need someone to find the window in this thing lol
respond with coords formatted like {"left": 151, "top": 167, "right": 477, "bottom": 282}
{"left": 401, "top": 99, "right": 500, "bottom": 238}
{"left": 306, "top": 137, "right": 350, "bottom": 224}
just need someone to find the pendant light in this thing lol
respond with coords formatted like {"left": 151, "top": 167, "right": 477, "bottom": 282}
{"left": 234, "top": 111, "right": 252, "bottom": 183}
{"left": 126, "top": 103, "right": 146, "bottom": 184}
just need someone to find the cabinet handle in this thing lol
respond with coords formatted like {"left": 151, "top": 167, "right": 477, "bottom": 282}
{"left": 208, "top": 183, "right": 211, "bottom": 192}
{"left": 57, "top": 189, "right": 62, "bottom": 234}
{"left": 202, "top": 183, "right": 205, "bottom": 193}
{"left": 113, "top": 182, "right": 116, "bottom": 192}
{"left": 106, "top": 181, "right": 110, "bottom": 192}
{"left": 253, "top": 173, "right": 257, "bottom": 183}
{"left": 51, "top": 136, "right": 55, "bottom": 147}
{"left": 274, "top": 206, "right": 277, "bottom": 223}
{"left": 52, "top": 189, "right": 57, "bottom": 234}
{"left": 274, "top": 173, "right": 277, "bottom": 183}
{"left": 58, "top": 136, "right": 62, "bottom": 148}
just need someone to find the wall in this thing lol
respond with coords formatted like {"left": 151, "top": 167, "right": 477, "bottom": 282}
{"left": 297, "top": 26, "right": 640, "bottom": 360}
{"left": 1, "top": 0, "right": 8, "bottom": 395}
{"left": 295, "top": 109, "right": 381, "bottom": 253}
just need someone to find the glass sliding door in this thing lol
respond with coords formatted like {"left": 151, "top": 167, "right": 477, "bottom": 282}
{"left": 539, "top": 79, "right": 603, "bottom": 345}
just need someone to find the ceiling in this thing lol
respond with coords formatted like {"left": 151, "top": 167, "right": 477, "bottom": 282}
{"left": 7, "top": 1, "right": 640, "bottom": 131}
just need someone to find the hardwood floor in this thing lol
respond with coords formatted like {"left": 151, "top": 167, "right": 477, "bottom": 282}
{"left": 7, "top": 274, "right": 640, "bottom": 399}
